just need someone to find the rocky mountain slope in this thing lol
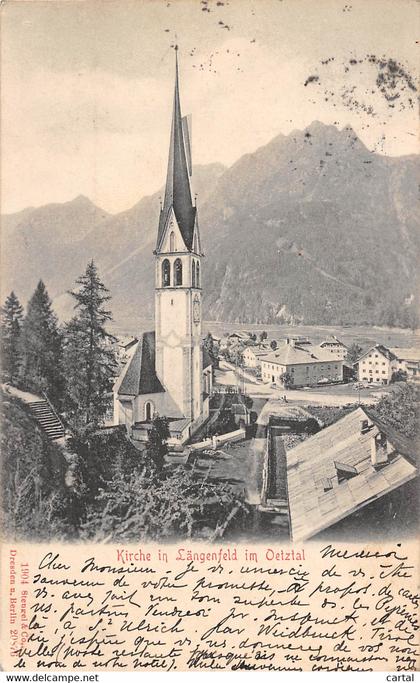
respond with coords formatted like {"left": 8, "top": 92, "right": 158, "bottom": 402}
{"left": 1, "top": 124, "right": 418, "bottom": 329}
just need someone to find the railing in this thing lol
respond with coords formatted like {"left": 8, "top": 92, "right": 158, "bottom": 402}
{"left": 41, "top": 391, "right": 69, "bottom": 435}
{"left": 212, "top": 385, "right": 240, "bottom": 395}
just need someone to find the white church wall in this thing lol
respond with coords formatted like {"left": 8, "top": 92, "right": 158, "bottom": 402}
{"left": 133, "top": 391, "right": 182, "bottom": 424}
{"left": 192, "top": 343, "right": 202, "bottom": 420}
{"left": 116, "top": 396, "right": 134, "bottom": 427}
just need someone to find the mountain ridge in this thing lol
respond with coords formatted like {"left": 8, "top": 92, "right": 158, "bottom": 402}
{"left": 1, "top": 123, "right": 418, "bottom": 330}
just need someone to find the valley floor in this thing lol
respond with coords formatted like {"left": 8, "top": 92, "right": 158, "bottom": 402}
{"left": 214, "top": 361, "right": 389, "bottom": 407}
{"left": 113, "top": 319, "right": 420, "bottom": 350}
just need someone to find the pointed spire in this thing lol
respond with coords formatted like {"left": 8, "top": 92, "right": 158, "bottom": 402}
{"left": 156, "top": 48, "right": 196, "bottom": 252}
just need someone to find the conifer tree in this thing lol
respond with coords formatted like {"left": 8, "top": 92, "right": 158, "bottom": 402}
{"left": 63, "top": 261, "right": 117, "bottom": 431}
{"left": 147, "top": 416, "right": 170, "bottom": 473}
{"left": 0, "top": 291, "right": 23, "bottom": 383}
{"left": 18, "top": 281, "right": 63, "bottom": 403}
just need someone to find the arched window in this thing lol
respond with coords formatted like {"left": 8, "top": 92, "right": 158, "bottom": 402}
{"left": 162, "top": 259, "right": 170, "bottom": 287}
{"left": 170, "top": 231, "right": 175, "bottom": 252}
{"left": 196, "top": 261, "right": 200, "bottom": 288}
{"left": 192, "top": 260, "right": 196, "bottom": 288}
{"left": 174, "top": 258, "right": 183, "bottom": 286}
{"left": 145, "top": 401, "right": 153, "bottom": 422}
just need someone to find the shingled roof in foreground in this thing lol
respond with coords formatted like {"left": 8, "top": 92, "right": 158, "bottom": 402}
{"left": 287, "top": 406, "right": 417, "bottom": 542}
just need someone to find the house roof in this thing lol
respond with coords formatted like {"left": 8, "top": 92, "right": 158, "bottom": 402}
{"left": 261, "top": 344, "right": 341, "bottom": 366}
{"left": 319, "top": 336, "right": 347, "bottom": 348}
{"left": 312, "top": 344, "right": 346, "bottom": 359}
{"left": 286, "top": 406, "right": 417, "bottom": 542}
{"left": 156, "top": 51, "right": 196, "bottom": 253}
{"left": 390, "top": 347, "right": 420, "bottom": 362}
{"left": 229, "top": 331, "right": 249, "bottom": 339}
{"left": 357, "top": 344, "right": 398, "bottom": 364}
{"left": 169, "top": 417, "right": 191, "bottom": 433}
{"left": 117, "top": 331, "right": 165, "bottom": 396}
{"left": 116, "top": 335, "right": 138, "bottom": 349}
{"left": 244, "top": 347, "right": 270, "bottom": 357}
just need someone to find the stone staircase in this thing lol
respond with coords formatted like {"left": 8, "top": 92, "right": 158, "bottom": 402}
{"left": 28, "top": 400, "right": 66, "bottom": 441}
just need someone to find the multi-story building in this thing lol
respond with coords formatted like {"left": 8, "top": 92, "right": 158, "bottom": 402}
{"left": 260, "top": 340, "right": 343, "bottom": 387}
{"left": 317, "top": 335, "right": 348, "bottom": 360}
{"left": 355, "top": 344, "right": 399, "bottom": 385}
{"left": 390, "top": 347, "right": 420, "bottom": 380}
{"left": 242, "top": 346, "right": 270, "bottom": 368}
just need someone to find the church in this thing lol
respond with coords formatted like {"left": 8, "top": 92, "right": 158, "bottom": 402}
{"left": 113, "top": 50, "right": 213, "bottom": 446}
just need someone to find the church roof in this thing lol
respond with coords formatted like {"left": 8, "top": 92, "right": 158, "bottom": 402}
{"left": 117, "top": 331, "right": 165, "bottom": 396}
{"left": 156, "top": 50, "right": 196, "bottom": 253}
{"left": 117, "top": 333, "right": 212, "bottom": 402}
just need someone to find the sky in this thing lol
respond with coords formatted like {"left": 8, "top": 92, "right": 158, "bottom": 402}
{"left": 1, "top": 0, "right": 418, "bottom": 215}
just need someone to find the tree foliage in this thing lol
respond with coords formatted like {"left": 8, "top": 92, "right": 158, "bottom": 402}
{"left": 147, "top": 416, "right": 170, "bottom": 472}
{"left": 18, "top": 281, "right": 63, "bottom": 404}
{"left": 229, "top": 345, "right": 243, "bottom": 365}
{"left": 346, "top": 342, "right": 363, "bottom": 365}
{"left": 371, "top": 383, "right": 419, "bottom": 438}
{"left": 68, "top": 427, "right": 147, "bottom": 499}
{"left": 203, "top": 332, "right": 214, "bottom": 356}
{"left": 390, "top": 369, "right": 408, "bottom": 384}
{"left": 63, "top": 261, "right": 117, "bottom": 432}
{"left": 279, "top": 371, "right": 292, "bottom": 388}
{"left": 63, "top": 415, "right": 247, "bottom": 542}
{"left": 203, "top": 332, "right": 219, "bottom": 367}
{"left": 81, "top": 462, "right": 248, "bottom": 542}
{"left": 0, "top": 291, "right": 23, "bottom": 383}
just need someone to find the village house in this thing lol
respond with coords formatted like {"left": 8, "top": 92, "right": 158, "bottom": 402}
{"left": 390, "top": 347, "right": 420, "bottom": 380}
{"left": 355, "top": 344, "right": 398, "bottom": 384}
{"left": 286, "top": 407, "right": 417, "bottom": 542}
{"left": 227, "top": 331, "right": 250, "bottom": 342}
{"left": 317, "top": 335, "right": 348, "bottom": 359}
{"left": 115, "top": 335, "right": 138, "bottom": 365}
{"left": 242, "top": 346, "right": 270, "bottom": 368}
{"left": 288, "top": 336, "right": 312, "bottom": 346}
{"left": 260, "top": 339, "right": 343, "bottom": 387}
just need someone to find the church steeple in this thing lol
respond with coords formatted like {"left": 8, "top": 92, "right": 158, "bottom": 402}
{"left": 156, "top": 47, "right": 196, "bottom": 253}
{"left": 154, "top": 48, "right": 204, "bottom": 423}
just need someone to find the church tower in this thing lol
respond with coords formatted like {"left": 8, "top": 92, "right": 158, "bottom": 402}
{"left": 154, "top": 49, "right": 203, "bottom": 424}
